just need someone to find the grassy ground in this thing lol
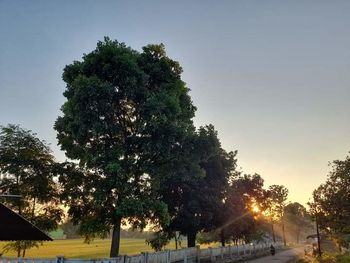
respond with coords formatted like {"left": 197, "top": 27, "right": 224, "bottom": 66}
{"left": 0, "top": 238, "right": 185, "bottom": 258}
{"left": 297, "top": 239, "right": 350, "bottom": 263}
{"left": 297, "top": 252, "right": 350, "bottom": 263}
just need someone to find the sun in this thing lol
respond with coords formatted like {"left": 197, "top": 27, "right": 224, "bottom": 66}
{"left": 252, "top": 204, "right": 260, "bottom": 213}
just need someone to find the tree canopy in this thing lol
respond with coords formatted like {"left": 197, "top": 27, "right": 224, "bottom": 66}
{"left": 156, "top": 125, "right": 237, "bottom": 247}
{"left": 0, "top": 124, "right": 63, "bottom": 257}
{"left": 55, "top": 38, "right": 196, "bottom": 256}
{"left": 220, "top": 173, "right": 265, "bottom": 245}
{"left": 263, "top": 185, "right": 288, "bottom": 244}
{"left": 311, "top": 155, "right": 350, "bottom": 250}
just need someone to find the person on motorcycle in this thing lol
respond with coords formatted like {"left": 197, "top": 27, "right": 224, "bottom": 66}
{"left": 270, "top": 244, "right": 276, "bottom": 256}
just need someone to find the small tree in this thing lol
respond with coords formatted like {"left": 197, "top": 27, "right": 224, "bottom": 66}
{"left": 61, "top": 220, "right": 81, "bottom": 239}
{"left": 0, "top": 124, "right": 63, "bottom": 257}
{"left": 145, "top": 231, "right": 172, "bottom": 251}
{"left": 263, "top": 185, "right": 288, "bottom": 244}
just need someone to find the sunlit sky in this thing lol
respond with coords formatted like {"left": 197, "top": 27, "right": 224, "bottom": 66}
{"left": 1, "top": 1, "right": 350, "bottom": 205}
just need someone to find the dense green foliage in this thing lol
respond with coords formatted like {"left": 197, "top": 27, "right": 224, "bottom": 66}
{"left": 0, "top": 125, "right": 63, "bottom": 257}
{"left": 152, "top": 125, "right": 237, "bottom": 247}
{"left": 145, "top": 231, "right": 172, "bottom": 251}
{"left": 1, "top": 38, "right": 303, "bottom": 257}
{"left": 219, "top": 173, "right": 265, "bottom": 245}
{"left": 311, "top": 155, "right": 350, "bottom": 250}
{"left": 55, "top": 38, "right": 196, "bottom": 256}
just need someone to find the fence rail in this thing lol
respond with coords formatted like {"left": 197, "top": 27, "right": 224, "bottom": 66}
{"left": 0, "top": 242, "right": 282, "bottom": 263}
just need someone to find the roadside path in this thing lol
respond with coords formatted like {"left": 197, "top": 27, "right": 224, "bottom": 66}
{"left": 244, "top": 246, "right": 305, "bottom": 263}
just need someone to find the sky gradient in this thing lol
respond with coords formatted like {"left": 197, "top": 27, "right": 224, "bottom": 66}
{"left": 1, "top": 0, "right": 350, "bottom": 205}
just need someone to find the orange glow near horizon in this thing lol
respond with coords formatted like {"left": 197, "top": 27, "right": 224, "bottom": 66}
{"left": 252, "top": 204, "right": 260, "bottom": 213}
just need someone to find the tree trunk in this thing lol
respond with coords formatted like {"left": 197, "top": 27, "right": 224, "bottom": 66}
{"left": 110, "top": 217, "right": 122, "bottom": 257}
{"left": 174, "top": 233, "right": 178, "bottom": 250}
{"left": 296, "top": 227, "right": 300, "bottom": 244}
{"left": 282, "top": 220, "right": 286, "bottom": 246}
{"left": 220, "top": 229, "right": 225, "bottom": 247}
{"left": 22, "top": 248, "right": 26, "bottom": 257}
{"left": 315, "top": 214, "right": 322, "bottom": 257}
{"left": 271, "top": 222, "right": 276, "bottom": 242}
{"left": 31, "top": 197, "right": 36, "bottom": 220}
{"left": 17, "top": 247, "right": 21, "bottom": 257}
{"left": 187, "top": 231, "right": 197, "bottom": 247}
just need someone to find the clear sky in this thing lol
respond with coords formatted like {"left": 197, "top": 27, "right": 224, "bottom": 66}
{"left": 1, "top": 1, "right": 349, "bottom": 205}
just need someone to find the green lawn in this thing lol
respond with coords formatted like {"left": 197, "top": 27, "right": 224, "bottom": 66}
{"left": 0, "top": 239, "right": 301, "bottom": 260}
{"left": 0, "top": 238, "right": 219, "bottom": 259}
{"left": 0, "top": 238, "right": 183, "bottom": 258}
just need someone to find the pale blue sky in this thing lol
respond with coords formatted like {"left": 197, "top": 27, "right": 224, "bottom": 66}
{"left": 1, "top": 1, "right": 350, "bottom": 204}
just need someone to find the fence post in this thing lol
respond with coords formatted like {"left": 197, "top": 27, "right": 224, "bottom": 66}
{"left": 166, "top": 250, "right": 170, "bottom": 263}
{"left": 56, "top": 256, "right": 65, "bottom": 263}
{"left": 183, "top": 249, "right": 188, "bottom": 263}
{"left": 228, "top": 245, "right": 232, "bottom": 259}
{"left": 209, "top": 247, "right": 214, "bottom": 262}
{"left": 141, "top": 252, "right": 148, "bottom": 263}
{"left": 196, "top": 245, "right": 201, "bottom": 263}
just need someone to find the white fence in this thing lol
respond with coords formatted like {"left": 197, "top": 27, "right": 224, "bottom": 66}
{"left": 0, "top": 242, "right": 282, "bottom": 263}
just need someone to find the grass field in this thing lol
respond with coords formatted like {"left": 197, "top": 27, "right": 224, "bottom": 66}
{"left": 0, "top": 238, "right": 188, "bottom": 258}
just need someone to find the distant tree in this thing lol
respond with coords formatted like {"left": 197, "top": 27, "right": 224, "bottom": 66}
{"left": 284, "top": 202, "right": 312, "bottom": 243}
{"left": 61, "top": 220, "right": 81, "bottom": 239}
{"left": 220, "top": 173, "right": 265, "bottom": 245}
{"left": 145, "top": 231, "right": 172, "bottom": 251}
{"left": 263, "top": 185, "right": 288, "bottom": 244}
{"left": 196, "top": 231, "right": 217, "bottom": 245}
{"left": 0, "top": 124, "right": 63, "bottom": 257}
{"left": 55, "top": 38, "right": 196, "bottom": 256}
{"left": 119, "top": 228, "right": 153, "bottom": 239}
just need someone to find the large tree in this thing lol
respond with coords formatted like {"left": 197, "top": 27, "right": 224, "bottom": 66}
{"left": 0, "top": 124, "right": 63, "bottom": 257}
{"left": 55, "top": 38, "right": 196, "bottom": 256}
{"left": 311, "top": 155, "right": 350, "bottom": 250}
{"left": 156, "top": 125, "right": 237, "bottom": 247}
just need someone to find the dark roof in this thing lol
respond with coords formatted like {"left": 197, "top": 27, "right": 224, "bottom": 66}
{"left": 0, "top": 203, "right": 52, "bottom": 241}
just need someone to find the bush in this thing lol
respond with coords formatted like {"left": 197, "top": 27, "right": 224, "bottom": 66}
{"left": 315, "top": 252, "right": 350, "bottom": 263}
{"left": 335, "top": 254, "right": 350, "bottom": 263}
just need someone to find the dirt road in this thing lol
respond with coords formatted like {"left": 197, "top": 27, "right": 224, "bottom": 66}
{"left": 244, "top": 246, "right": 305, "bottom": 263}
